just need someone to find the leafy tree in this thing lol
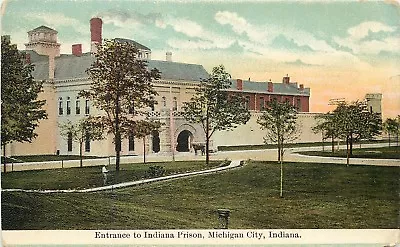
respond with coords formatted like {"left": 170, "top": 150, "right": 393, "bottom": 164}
{"left": 130, "top": 120, "right": 162, "bottom": 164}
{"left": 312, "top": 112, "right": 339, "bottom": 153}
{"left": 59, "top": 117, "right": 104, "bottom": 167}
{"left": 1, "top": 36, "right": 47, "bottom": 172}
{"left": 334, "top": 101, "right": 381, "bottom": 165}
{"left": 383, "top": 118, "right": 399, "bottom": 147}
{"left": 182, "top": 65, "right": 250, "bottom": 165}
{"left": 257, "top": 100, "right": 300, "bottom": 198}
{"left": 81, "top": 39, "right": 160, "bottom": 171}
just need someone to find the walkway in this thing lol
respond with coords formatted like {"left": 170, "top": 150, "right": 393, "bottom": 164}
{"left": 2, "top": 143, "right": 399, "bottom": 172}
{"left": 2, "top": 160, "right": 243, "bottom": 193}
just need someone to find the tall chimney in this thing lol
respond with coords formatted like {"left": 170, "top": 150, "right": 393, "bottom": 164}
{"left": 90, "top": 17, "right": 103, "bottom": 54}
{"left": 268, "top": 80, "right": 273, "bottom": 92}
{"left": 166, "top": 51, "right": 172, "bottom": 62}
{"left": 283, "top": 74, "right": 290, "bottom": 84}
{"left": 299, "top": 84, "right": 304, "bottom": 91}
{"left": 237, "top": 79, "right": 243, "bottom": 90}
{"left": 72, "top": 44, "right": 82, "bottom": 56}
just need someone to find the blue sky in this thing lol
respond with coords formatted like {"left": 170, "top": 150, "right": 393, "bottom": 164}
{"left": 2, "top": 0, "right": 399, "bottom": 117}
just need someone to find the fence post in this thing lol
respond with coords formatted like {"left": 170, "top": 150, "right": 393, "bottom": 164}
{"left": 61, "top": 159, "right": 64, "bottom": 168}
{"left": 12, "top": 161, "right": 14, "bottom": 172}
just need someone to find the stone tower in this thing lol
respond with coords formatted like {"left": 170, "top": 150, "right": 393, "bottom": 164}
{"left": 365, "top": 93, "right": 382, "bottom": 114}
{"left": 25, "top": 26, "right": 61, "bottom": 79}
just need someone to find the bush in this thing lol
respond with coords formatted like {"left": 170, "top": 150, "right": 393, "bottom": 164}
{"left": 146, "top": 166, "right": 166, "bottom": 178}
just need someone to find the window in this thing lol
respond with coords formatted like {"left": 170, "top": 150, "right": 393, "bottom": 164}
{"left": 297, "top": 98, "right": 301, "bottom": 111}
{"left": 85, "top": 132, "right": 90, "bottom": 152}
{"left": 67, "top": 132, "right": 72, "bottom": 151}
{"left": 370, "top": 106, "right": 373, "bottom": 113}
{"left": 245, "top": 96, "right": 251, "bottom": 110}
{"left": 128, "top": 135, "right": 135, "bottom": 151}
{"left": 66, "top": 97, "right": 71, "bottom": 115}
{"left": 259, "top": 96, "right": 264, "bottom": 110}
{"left": 75, "top": 98, "right": 80, "bottom": 115}
{"left": 162, "top": 96, "right": 166, "bottom": 107}
{"left": 150, "top": 97, "right": 155, "bottom": 111}
{"left": 85, "top": 100, "right": 90, "bottom": 115}
{"left": 173, "top": 97, "right": 177, "bottom": 111}
{"left": 58, "top": 97, "right": 63, "bottom": 115}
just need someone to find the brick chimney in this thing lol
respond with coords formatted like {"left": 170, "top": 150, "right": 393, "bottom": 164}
{"left": 90, "top": 17, "right": 102, "bottom": 54}
{"left": 299, "top": 84, "right": 304, "bottom": 91}
{"left": 72, "top": 44, "right": 82, "bottom": 56}
{"left": 283, "top": 74, "right": 290, "bottom": 84}
{"left": 166, "top": 51, "right": 172, "bottom": 62}
{"left": 268, "top": 80, "right": 273, "bottom": 92}
{"left": 237, "top": 79, "right": 243, "bottom": 90}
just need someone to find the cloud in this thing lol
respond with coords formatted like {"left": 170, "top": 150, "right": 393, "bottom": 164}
{"left": 97, "top": 9, "right": 162, "bottom": 28}
{"left": 334, "top": 21, "right": 399, "bottom": 55}
{"left": 25, "top": 12, "right": 88, "bottom": 35}
{"left": 285, "top": 59, "right": 319, "bottom": 67}
{"left": 215, "top": 11, "right": 335, "bottom": 53}
{"left": 159, "top": 16, "right": 235, "bottom": 50}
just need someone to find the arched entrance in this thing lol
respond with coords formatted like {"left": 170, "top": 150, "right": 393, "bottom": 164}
{"left": 152, "top": 131, "right": 160, "bottom": 153}
{"left": 176, "top": 130, "right": 192, "bottom": 152}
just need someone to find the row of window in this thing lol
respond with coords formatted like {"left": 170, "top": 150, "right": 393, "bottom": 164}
{"left": 59, "top": 97, "right": 90, "bottom": 116}
{"left": 244, "top": 96, "right": 302, "bottom": 111}
{"left": 66, "top": 134, "right": 135, "bottom": 152}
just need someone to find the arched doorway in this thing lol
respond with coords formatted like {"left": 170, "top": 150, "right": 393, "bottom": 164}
{"left": 152, "top": 131, "right": 160, "bottom": 153}
{"left": 176, "top": 130, "right": 192, "bottom": 152}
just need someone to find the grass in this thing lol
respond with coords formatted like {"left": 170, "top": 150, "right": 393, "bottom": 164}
{"left": 217, "top": 139, "right": 388, "bottom": 152}
{"left": 2, "top": 161, "right": 399, "bottom": 229}
{"left": 298, "top": 146, "right": 400, "bottom": 159}
{"left": 1, "top": 154, "right": 102, "bottom": 163}
{"left": 1, "top": 160, "right": 223, "bottom": 190}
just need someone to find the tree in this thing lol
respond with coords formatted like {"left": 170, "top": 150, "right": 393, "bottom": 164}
{"left": 182, "top": 65, "right": 250, "bottom": 165}
{"left": 1, "top": 36, "right": 47, "bottom": 172}
{"left": 131, "top": 120, "right": 162, "bottom": 164}
{"left": 312, "top": 112, "right": 339, "bottom": 153}
{"left": 59, "top": 117, "right": 104, "bottom": 167}
{"left": 81, "top": 39, "right": 160, "bottom": 171}
{"left": 383, "top": 118, "right": 399, "bottom": 147}
{"left": 334, "top": 101, "right": 381, "bottom": 166}
{"left": 257, "top": 100, "right": 300, "bottom": 198}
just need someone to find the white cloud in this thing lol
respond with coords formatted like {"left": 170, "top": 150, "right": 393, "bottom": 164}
{"left": 25, "top": 12, "right": 89, "bottom": 35}
{"left": 159, "top": 16, "right": 234, "bottom": 50}
{"left": 334, "top": 21, "right": 399, "bottom": 55}
{"left": 215, "top": 11, "right": 335, "bottom": 53}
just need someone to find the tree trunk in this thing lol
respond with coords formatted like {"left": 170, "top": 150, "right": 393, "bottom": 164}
{"left": 346, "top": 136, "right": 350, "bottom": 166}
{"left": 388, "top": 133, "right": 391, "bottom": 147}
{"left": 3, "top": 144, "right": 6, "bottom": 173}
{"left": 115, "top": 96, "right": 121, "bottom": 172}
{"left": 331, "top": 136, "right": 335, "bottom": 153}
{"left": 205, "top": 110, "right": 210, "bottom": 165}
{"left": 322, "top": 134, "right": 325, "bottom": 152}
{"left": 143, "top": 136, "right": 146, "bottom": 164}
{"left": 280, "top": 158, "right": 283, "bottom": 198}
{"left": 79, "top": 142, "right": 83, "bottom": 168}
{"left": 349, "top": 133, "right": 353, "bottom": 156}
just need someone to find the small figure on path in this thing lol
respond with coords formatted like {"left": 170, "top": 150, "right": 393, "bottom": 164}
{"left": 102, "top": 165, "right": 109, "bottom": 185}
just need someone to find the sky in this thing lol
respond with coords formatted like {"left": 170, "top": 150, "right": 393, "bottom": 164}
{"left": 1, "top": 0, "right": 399, "bottom": 118}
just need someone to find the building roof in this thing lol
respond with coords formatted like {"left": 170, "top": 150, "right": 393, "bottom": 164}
{"left": 229, "top": 79, "right": 310, "bottom": 96}
{"left": 28, "top": 26, "right": 58, "bottom": 34}
{"left": 28, "top": 52, "right": 209, "bottom": 82}
{"left": 114, "top": 38, "right": 151, "bottom": 51}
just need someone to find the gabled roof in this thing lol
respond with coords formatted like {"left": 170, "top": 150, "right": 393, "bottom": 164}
{"left": 229, "top": 79, "right": 310, "bottom": 96}
{"left": 114, "top": 38, "right": 151, "bottom": 51}
{"left": 29, "top": 53, "right": 209, "bottom": 82}
{"left": 28, "top": 26, "right": 58, "bottom": 34}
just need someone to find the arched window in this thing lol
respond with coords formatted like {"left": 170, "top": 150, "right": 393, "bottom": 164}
{"left": 75, "top": 97, "right": 80, "bottom": 115}
{"left": 66, "top": 97, "right": 71, "bottom": 115}
{"left": 173, "top": 97, "right": 177, "bottom": 111}
{"left": 58, "top": 97, "right": 63, "bottom": 115}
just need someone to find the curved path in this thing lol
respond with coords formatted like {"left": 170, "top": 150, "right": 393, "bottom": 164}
{"left": 2, "top": 160, "right": 243, "bottom": 193}
{"left": 3, "top": 143, "right": 398, "bottom": 172}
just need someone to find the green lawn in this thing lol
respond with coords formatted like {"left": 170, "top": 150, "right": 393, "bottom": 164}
{"left": 2, "top": 161, "right": 398, "bottom": 229}
{"left": 1, "top": 160, "right": 223, "bottom": 190}
{"left": 218, "top": 139, "right": 388, "bottom": 152}
{"left": 298, "top": 146, "right": 400, "bottom": 159}
{"left": 1, "top": 154, "right": 103, "bottom": 163}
